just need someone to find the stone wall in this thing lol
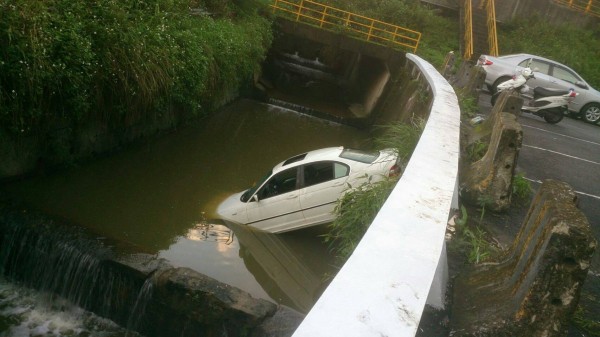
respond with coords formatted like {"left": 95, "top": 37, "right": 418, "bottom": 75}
{"left": 460, "top": 91, "right": 523, "bottom": 211}
{"left": 451, "top": 180, "right": 597, "bottom": 336}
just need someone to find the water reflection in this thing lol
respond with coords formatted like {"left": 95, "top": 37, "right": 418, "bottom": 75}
{"left": 3, "top": 99, "right": 365, "bottom": 311}
{"left": 159, "top": 219, "right": 333, "bottom": 313}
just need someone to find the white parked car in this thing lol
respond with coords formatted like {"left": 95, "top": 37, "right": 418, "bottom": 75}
{"left": 217, "top": 147, "right": 401, "bottom": 233}
{"left": 479, "top": 53, "right": 600, "bottom": 124}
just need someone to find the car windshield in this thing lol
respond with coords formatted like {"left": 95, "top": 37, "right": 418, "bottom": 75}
{"left": 339, "top": 148, "right": 380, "bottom": 163}
{"left": 240, "top": 170, "right": 272, "bottom": 202}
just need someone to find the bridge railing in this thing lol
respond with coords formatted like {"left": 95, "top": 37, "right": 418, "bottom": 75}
{"left": 291, "top": 54, "right": 460, "bottom": 337}
{"left": 270, "top": 0, "right": 422, "bottom": 53}
{"left": 486, "top": 0, "right": 499, "bottom": 56}
{"left": 463, "top": 0, "right": 474, "bottom": 59}
{"left": 553, "top": 0, "right": 600, "bottom": 17}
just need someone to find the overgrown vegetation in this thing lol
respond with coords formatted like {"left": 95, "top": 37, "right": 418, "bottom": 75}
{"left": 452, "top": 205, "right": 495, "bottom": 264}
{"left": 323, "top": 119, "right": 423, "bottom": 261}
{"left": 573, "top": 305, "right": 600, "bottom": 336}
{"left": 0, "top": 0, "right": 272, "bottom": 159}
{"left": 456, "top": 88, "right": 479, "bottom": 119}
{"left": 512, "top": 172, "right": 532, "bottom": 202}
{"left": 465, "top": 140, "right": 488, "bottom": 162}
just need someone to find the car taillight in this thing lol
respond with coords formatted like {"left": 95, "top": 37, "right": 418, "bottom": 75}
{"left": 388, "top": 164, "right": 401, "bottom": 177}
{"left": 478, "top": 56, "right": 493, "bottom": 66}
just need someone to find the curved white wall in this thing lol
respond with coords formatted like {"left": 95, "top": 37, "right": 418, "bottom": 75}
{"left": 291, "top": 54, "right": 461, "bottom": 337}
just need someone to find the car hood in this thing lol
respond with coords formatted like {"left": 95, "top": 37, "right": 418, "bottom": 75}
{"left": 216, "top": 191, "right": 246, "bottom": 223}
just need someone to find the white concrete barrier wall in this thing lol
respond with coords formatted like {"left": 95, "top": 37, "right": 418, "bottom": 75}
{"left": 291, "top": 54, "right": 461, "bottom": 337}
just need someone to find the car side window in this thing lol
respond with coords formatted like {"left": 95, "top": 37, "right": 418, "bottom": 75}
{"left": 519, "top": 59, "right": 550, "bottom": 75}
{"left": 552, "top": 65, "right": 580, "bottom": 84}
{"left": 303, "top": 161, "right": 348, "bottom": 187}
{"left": 257, "top": 167, "right": 298, "bottom": 200}
{"left": 334, "top": 162, "right": 349, "bottom": 178}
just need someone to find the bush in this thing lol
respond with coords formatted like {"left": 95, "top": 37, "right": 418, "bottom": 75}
{"left": 323, "top": 118, "right": 423, "bottom": 261}
{"left": 0, "top": 0, "right": 273, "bottom": 137}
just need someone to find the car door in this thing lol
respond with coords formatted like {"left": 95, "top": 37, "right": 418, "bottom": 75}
{"left": 519, "top": 58, "right": 553, "bottom": 91}
{"left": 299, "top": 161, "right": 350, "bottom": 226}
{"left": 245, "top": 167, "right": 304, "bottom": 233}
{"left": 550, "top": 64, "right": 590, "bottom": 110}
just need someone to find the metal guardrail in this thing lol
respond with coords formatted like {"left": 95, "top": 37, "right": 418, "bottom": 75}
{"left": 463, "top": 0, "right": 474, "bottom": 59}
{"left": 486, "top": 0, "right": 499, "bottom": 56}
{"left": 553, "top": 0, "right": 600, "bottom": 18}
{"left": 270, "top": 0, "right": 422, "bottom": 53}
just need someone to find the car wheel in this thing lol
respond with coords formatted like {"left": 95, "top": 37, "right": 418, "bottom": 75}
{"left": 491, "top": 76, "right": 512, "bottom": 94}
{"left": 581, "top": 103, "right": 600, "bottom": 124}
{"left": 543, "top": 111, "right": 563, "bottom": 124}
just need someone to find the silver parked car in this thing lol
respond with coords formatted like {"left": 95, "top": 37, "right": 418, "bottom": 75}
{"left": 479, "top": 53, "right": 600, "bottom": 124}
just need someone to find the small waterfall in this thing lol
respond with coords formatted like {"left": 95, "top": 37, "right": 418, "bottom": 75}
{"left": 268, "top": 98, "right": 322, "bottom": 116}
{"left": 0, "top": 204, "right": 147, "bottom": 335}
{"left": 125, "top": 268, "right": 169, "bottom": 334}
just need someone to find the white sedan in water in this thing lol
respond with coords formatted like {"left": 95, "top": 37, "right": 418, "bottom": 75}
{"left": 217, "top": 147, "right": 401, "bottom": 233}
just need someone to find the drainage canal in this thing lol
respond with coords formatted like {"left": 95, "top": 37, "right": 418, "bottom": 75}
{"left": 1, "top": 99, "right": 374, "bottom": 336}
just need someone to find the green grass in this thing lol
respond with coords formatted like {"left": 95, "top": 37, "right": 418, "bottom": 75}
{"left": 323, "top": 119, "right": 423, "bottom": 261}
{"left": 0, "top": 0, "right": 273, "bottom": 163}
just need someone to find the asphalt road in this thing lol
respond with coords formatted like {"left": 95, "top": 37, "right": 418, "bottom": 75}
{"left": 478, "top": 92, "right": 600, "bottom": 335}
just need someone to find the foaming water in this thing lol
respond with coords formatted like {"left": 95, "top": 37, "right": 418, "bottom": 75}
{"left": 0, "top": 279, "right": 140, "bottom": 337}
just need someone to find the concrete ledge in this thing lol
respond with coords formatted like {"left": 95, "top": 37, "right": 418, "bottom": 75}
{"left": 291, "top": 53, "right": 460, "bottom": 337}
{"left": 461, "top": 112, "right": 523, "bottom": 211}
{"left": 451, "top": 180, "right": 597, "bottom": 337}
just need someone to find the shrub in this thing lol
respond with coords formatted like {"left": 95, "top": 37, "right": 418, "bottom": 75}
{"left": 0, "top": 0, "right": 273, "bottom": 137}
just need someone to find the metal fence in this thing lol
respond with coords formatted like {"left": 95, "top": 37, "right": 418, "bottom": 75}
{"left": 553, "top": 0, "right": 600, "bottom": 17}
{"left": 270, "top": 0, "right": 422, "bottom": 53}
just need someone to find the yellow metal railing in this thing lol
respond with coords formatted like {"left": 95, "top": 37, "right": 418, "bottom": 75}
{"left": 270, "top": 0, "right": 421, "bottom": 53}
{"left": 553, "top": 0, "right": 600, "bottom": 17}
{"left": 463, "top": 0, "right": 474, "bottom": 60}
{"left": 486, "top": 0, "right": 499, "bottom": 56}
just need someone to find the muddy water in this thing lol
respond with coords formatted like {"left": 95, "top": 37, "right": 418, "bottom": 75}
{"left": 2, "top": 99, "right": 372, "bottom": 319}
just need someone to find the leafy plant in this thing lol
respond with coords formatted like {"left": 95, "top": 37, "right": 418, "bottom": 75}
{"left": 572, "top": 305, "right": 600, "bottom": 336}
{"left": 450, "top": 205, "right": 494, "bottom": 264}
{"left": 455, "top": 87, "right": 479, "bottom": 119}
{"left": 322, "top": 179, "right": 397, "bottom": 260}
{"left": 466, "top": 140, "right": 488, "bottom": 162}
{"left": 512, "top": 172, "right": 532, "bottom": 202}
{"left": 0, "top": 0, "right": 273, "bottom": 152}
{"left": 372, "top": 118, "right": 424, "bottom": 164}
{"left": 323, "top": 119, "right": 423, "bottom": 261}
{"left": 476, "top": 195, "right": 495, "bottom": 224}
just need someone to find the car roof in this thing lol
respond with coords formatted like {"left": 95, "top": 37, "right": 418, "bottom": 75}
{"left": 271, "top": 147, "right": 344, "bottom": 173}
{"left": 497, "top": 53, "right": 577, "bottom": 71}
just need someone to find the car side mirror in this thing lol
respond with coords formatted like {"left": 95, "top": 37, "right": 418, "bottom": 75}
{"left": 251, "top": 194, "right": 259, "bottom": 202}
{"left": 575, "top": 81, "right": 588, "bottom": 90}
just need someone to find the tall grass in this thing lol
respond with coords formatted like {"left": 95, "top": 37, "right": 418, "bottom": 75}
{"left": 0, "top": 0, "right": 273, "bottom": 138}
{"left": 323, "top": 120, "right": 423, "bottom": 262}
